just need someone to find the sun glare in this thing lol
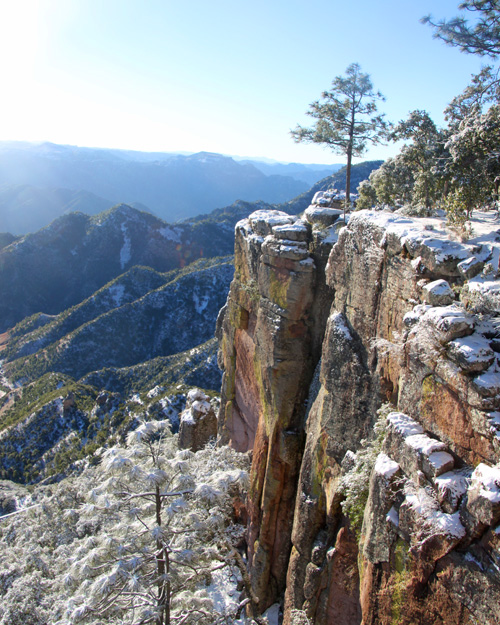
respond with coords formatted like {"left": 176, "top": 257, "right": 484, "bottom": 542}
{"left": 0, "top": 3, "right": 41, "bottom": 78}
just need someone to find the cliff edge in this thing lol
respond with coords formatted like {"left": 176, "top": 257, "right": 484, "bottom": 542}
{"left": 217, "top": 204, "right": 500, "bottom": 625}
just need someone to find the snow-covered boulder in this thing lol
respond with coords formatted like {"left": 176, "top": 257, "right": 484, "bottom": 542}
{"left": 423, "top": 279, "right": 455, "bottom": 306}
{"left": 466, "top": 463, "right": 500, "bottom": 527}
{"left": 178, "top": 389, "right": 217, "bottom": 452}
{"left": 447, "top": 334, "right": 496, "bottom": 373}
{"left": 385, "top": 412, "right": 455, "bottom": 480}
{"left": 304, "top": 206, "right": 343, "bottom": 227}
{"left": 457, "top": 256, "right": 485, "bottom": 279}
{"left": 272, "top": 220, "right": 309, "bottom": 242}
{"left": 247, "top": 210, "right": 295, "bottom": 236}
{"left": 422, "top": 305, "right": 475, "bottom": 342}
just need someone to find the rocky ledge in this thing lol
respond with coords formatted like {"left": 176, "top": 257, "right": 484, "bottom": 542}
{"left": 217, "top": 207, "right": 500, "bottom": 625}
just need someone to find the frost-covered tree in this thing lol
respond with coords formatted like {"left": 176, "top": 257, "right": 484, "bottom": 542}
{"left": 63, "top": 421, "right": 249, "bottom": 625}
{"left": 356, "top": 157, "right": 414, "bottom": 210}
{"left": 388, "top": 110, "right": 449, "bottom": 209}
{"left": 422, "top": 1, "right": 500, "bottom": 57}
{"left": 0, "top": 422, "right": 250, "bottom": 625}
{"left": 445, "top": 65, "right": 500, "bottom": 123}
{"left": 291, "top": 63, "right": 389, "bottom": 207}
{"left": 445, "top": 103, "right": 500, "bottom": 220}
{"left": 0, "top": 473, "right": 100, "bottom": 625}
{"left": 359, "top": 4, "right": 500, "bottom": 221}
{"left": 439, "top": 64, "right": 500, "bottom": 223}
{"left": 355, "top": 111, "right": 446, "bottom": 212}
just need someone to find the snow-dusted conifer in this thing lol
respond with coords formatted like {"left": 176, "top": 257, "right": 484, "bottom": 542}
{"left": 63, "top": 420, "right": 249, "bottom": 625}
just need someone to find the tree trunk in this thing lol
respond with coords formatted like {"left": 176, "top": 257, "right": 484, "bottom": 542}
{"left": 156, "top": 486, "right": 167, "bottom": 625}
{"left": 345, "top": 146, "right": 353, "bottom": 218}
{"left": 346, "top": 104, "right": 355, "bottom": 215}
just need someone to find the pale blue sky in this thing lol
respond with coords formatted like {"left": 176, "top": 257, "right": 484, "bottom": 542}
{"left": 0, "top": 0, "right": 488, "bottom": 164}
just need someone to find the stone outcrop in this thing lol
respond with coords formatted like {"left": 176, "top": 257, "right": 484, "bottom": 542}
{"left": 178, "top": 388, "right": 217, "bottom": 452}
{"left": 217, "top": 208, "right": 500, "bottom": 624}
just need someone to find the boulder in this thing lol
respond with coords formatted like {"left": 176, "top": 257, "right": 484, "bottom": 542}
{"left": 178, "top": 389, "right": 217, "bottom": 452}
{"left": 304, "top": 206, "right": 343, "bottom": 227}
{"left": 466, "top": 463, "right": 500, "bottom": 527}
{"left": 423, "top": 279, "right": 455, "bottom": 306}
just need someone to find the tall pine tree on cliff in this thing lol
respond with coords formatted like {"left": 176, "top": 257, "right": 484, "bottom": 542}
{"left": 290, "top": 62, "right": 388, "bottom": 208}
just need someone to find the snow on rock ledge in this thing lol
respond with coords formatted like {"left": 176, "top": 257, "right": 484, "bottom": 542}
{"left": 350, "top": 210, "right": 499, "bottom": 277}
{"left": 421, "top": 304, "right": 475, "bottom": 342}
{"left": 385, "top": 411, "right": 455, "bottom": 479}
{"left": 447, "top": 334, "right": 496, "bottom": 373}
{"left": 399, "top": 481, "right": 466, "bottom": 543}
{"left": 247, "top": 210, "right": 295, "bottom": 236}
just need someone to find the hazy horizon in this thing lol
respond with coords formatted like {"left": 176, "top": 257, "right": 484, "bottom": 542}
{"left": 0, "top": 1, "right": 487, "bottom": 165}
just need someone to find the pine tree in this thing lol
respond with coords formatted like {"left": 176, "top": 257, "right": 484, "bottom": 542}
{"left": 422, "top": 1, "right": 500, "bottom": 58}
{"left": 65, "top": 421, "right": 249, "bottom": 625}
{"left": 291, "top": 63, "right": 388, "bottom": 208}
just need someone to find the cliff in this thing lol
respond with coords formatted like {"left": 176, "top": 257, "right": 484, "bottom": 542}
{"left": 217, "top": 204, "right": 500, "bottom": 624}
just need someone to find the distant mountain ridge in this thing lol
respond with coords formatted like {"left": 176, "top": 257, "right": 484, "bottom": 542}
{"left": 0, "top": 142, "right": 311, "bottom": 233}
{"left": 238, "top": 159, "right": 341, "bottom": 185}
{"left": 0, "top": 160, "right": 383, "bottom": 333}
{"left": 0, "top": 184, "right": 115, "bottom": 234}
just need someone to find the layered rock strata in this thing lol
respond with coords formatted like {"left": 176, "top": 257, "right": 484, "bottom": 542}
{"left": 217, "top": 208, "right": 500, "bottom": 624}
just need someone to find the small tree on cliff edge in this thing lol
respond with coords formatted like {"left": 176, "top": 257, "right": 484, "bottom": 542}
{"left": 291, "top": 63, "right": 389, "bottom": 208}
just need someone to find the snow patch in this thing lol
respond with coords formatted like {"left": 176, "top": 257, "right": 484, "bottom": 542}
{"left": 386, "top": 506, "right": 399, "bottom": 527}
{"left": 473, "top": 364, "right": 500, "bottom": 394}
{"left": 147, "top": 385, "right": 165, "bottom": 399}
{"left": 206, "top": 565, "right": 241, "bottom": 617}
{"left": 448, "top": 334, "right": 495, "bottom": 369}
{"left": 386, "top": 412, "right": 424, "bottom": 437}
{"left": 263, "top": 603, "right": 281, "bottom": 625}
{"left": 404, "top": 484, "right": 466, "bottom": 539}
{"left": 423, "top": 279, "right": 454, "bottom": 305}
{"left": 272, "top": 221, "right": 308, "bottom": 235}
{"left": 405, "top": 434, "right": 446, "bottom": 456}
{"left": 159, "top": 226, "right": 182, "bottom": 243}
{"left": 120, "top": 223, "right": 132, "bottom": 270}
{"left": 249, "top": 209, "right": 295, "bottom": 227}
{"left": 423, "top": 305, "right": 475, "bottom": 337}
{"left": 374, "top": 453, "right": 400, "bottom": 479}
{"left": 403, "top": 304, "right": 431, "bottom": 327}
{"left": 349, "top": 210, "right": 500, "bottom": 276}
{"left": 108, "top": 284, "right": 126, "bottom": 308}
{"left": 329, "top": 312, "right": 352, "bottom": 341}
{"left": 428, "top": 451, "right": 455, "bottom": 472}
{"left": 470, "top": 463, "right": 500, "bottom": 504}
{"left": 435, "top": 470, "right": 469, "bottom": 503}
{"left": 193, "top": 292, "right": 209, "bottom": 314}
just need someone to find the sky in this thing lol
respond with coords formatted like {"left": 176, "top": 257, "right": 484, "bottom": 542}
{"left": 0, "top": 0, "right": 490, "bottom": 165}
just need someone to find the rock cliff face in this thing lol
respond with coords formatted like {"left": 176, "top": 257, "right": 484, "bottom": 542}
{"left": 218, "top": 205, "right": 500, "bottom": 624}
